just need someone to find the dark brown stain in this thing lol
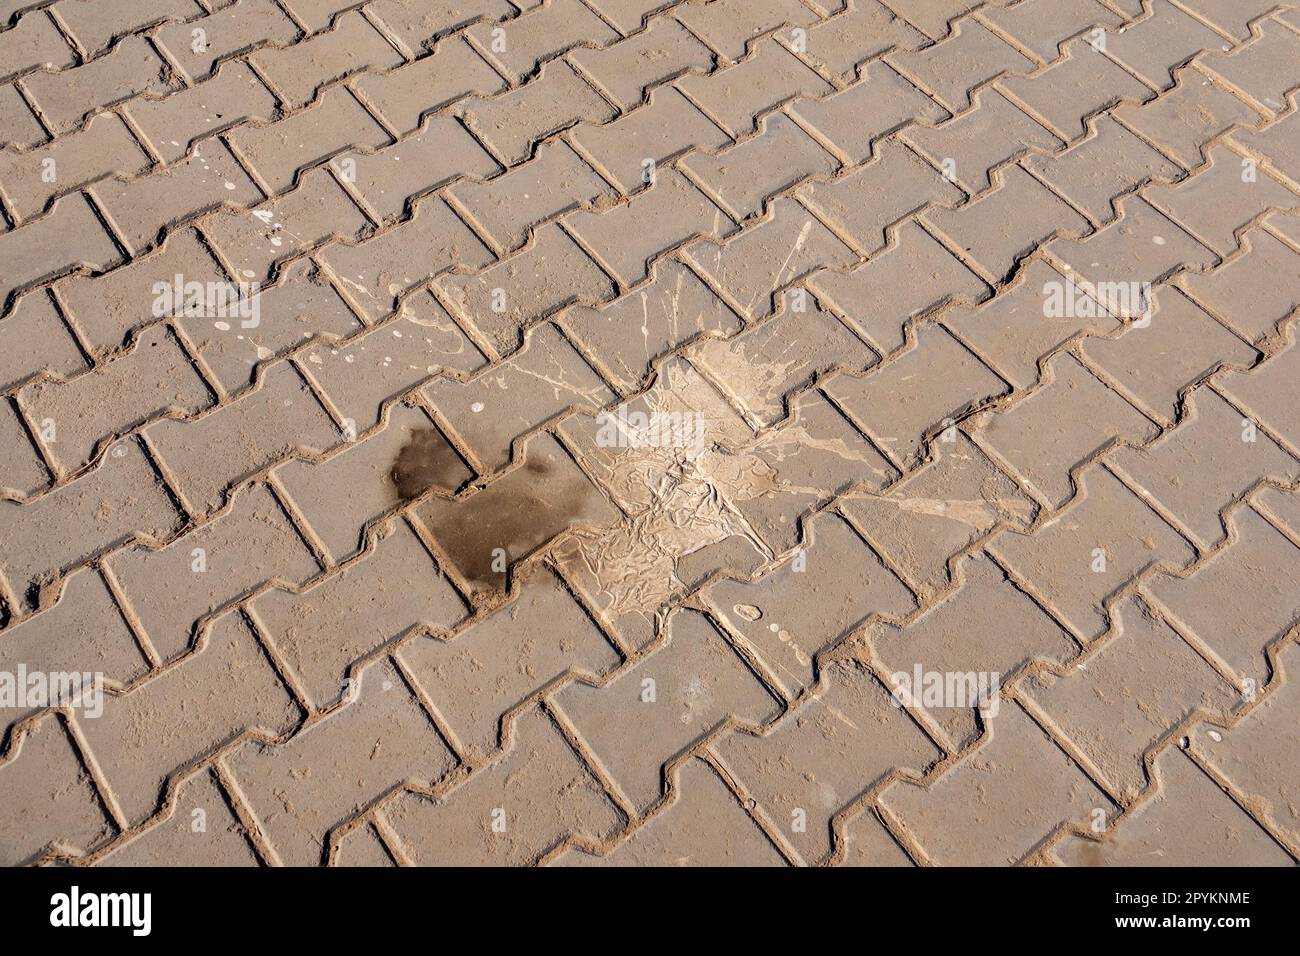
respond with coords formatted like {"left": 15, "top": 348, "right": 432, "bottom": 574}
{"left": 401, "top": 435, "right": 616, "bottom": 597}
{"left": 390, "top": 427, "right": 470, "bottom": 501}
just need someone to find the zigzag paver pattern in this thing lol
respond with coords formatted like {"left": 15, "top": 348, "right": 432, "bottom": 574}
{"left": 0, "top": 0, "right": 1297, "bottom": 868}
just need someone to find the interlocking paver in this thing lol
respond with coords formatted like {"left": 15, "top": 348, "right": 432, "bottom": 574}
{"left": 3, "top": 0, "right": 1297, "bottom": 868}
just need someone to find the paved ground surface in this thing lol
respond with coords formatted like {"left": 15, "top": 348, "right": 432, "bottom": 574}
{"left": 0, "top": 0, "right": 1298, "bottom": 868}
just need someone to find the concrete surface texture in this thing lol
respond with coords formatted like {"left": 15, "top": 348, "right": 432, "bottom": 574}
{"left": 0, "top": 0, "right": 1298, "bottom": 867}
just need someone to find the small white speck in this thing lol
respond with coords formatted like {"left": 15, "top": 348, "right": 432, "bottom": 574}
{"left": 471, "top": 401, "right": 484, "bottom": 413}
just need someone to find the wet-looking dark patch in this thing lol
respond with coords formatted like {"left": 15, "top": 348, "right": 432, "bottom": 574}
{"left": 401, "top": 433, "right": 617, "bottom": 596}
{"left": 391, "top": 427, "right": 470, "bottom": 501}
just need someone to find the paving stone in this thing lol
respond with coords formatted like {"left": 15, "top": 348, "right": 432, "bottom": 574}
{"left": 556, "top": 758, "right": 787, "bottom": 866}
{"left": 182, "top": 257, "right": 364, "bottom": 395}
{"left": 788, "top": 60, "right": 949, "bottom": 165}
{"left": 1025, "top": 592, "right": 1239, "bottom": 799}
{"left": 458, "top": 60, "right": 615, "bottom": 168}
{"left": 251, "top": 518, "right": 466, "bottom": 710}
{"left": 1112, "top": 64, "right": 1261, "bottom": 170}
{"left": 559, "top": 258, "right": 742, "bottom": 394}
{"left": 715, "top": 658, "right": 938, "bottom": 864}
{"left": 828, "top": 323, "right": 1005, "bottom": 468}
{"left": 1196, "top": 16, "right": 1300, "bottom": 115}
{"left": 422, "top": 322, "right": 613, "bottom": 473}
{"left": 796, "top": 0, "right": 926, "bottom": 82}
{"left": 412, "top": 431, "right": 619, "bottom": 597}
{"left": 352, "top": 35, "right": 505, "bottom": 135}
{"left": 564, "top": 166, "right": 734, "bottom": 288}
{"left": 0, "top": 565, "right": 146, "bottom": 735}
{"left": 1217, "top": 319, "right": 1300, "bottom": 450}
{"left": 1081, "top": 287, "right": 1257, "bottom": 426}
{"left": 0, "top": 437, "right": 182, "bottom": 607}
{"left": 672, "top": 0, "right": 819, "bottom": 62}
{"left": 50, "top": 0, "right": 202, "bottom": 57}
{"left": 107, "top": 481, "right": 320, "bottom": 661}
{"left": 1045, "top": 195, "right": 1217, "bottom": 317}
{"left": 974, "top": 351, "right": 1157, "bottom": 509}
{"left": 888, "top": 17, "right": 1035, "bottom": 114}
{"left": 809, "top": 218, "right": 987, "bottom": 355}
{"left": 840, "top": 430, "right": 1034, "bottom": 598}
{"left": 0, "top": 111, "right": 151, "bottom": 224}
{"left": 364, "top": 0, "right": 514, "bottom": 55}
{"left": 0, "top": 289, "right": 84, "bottom": 395}
{"left": 400, "top": 564, "right": 621, "bottom": 757}
{"left": 0, "top": 81, "right": 44, "bottom": 149}
{"left": 901, "top": 86, "right": 1062, "bottom": 194}
{"left": 883, "top": 0, "right": 980, "bottom": 40}
{"left": 0, "top": 713, "right": 112, "bottom": 864}
{"left": 275, "top": 402, "right": 471, "bottom": 565}
{"left": 551, "top": 609, "right": 781, "bottom": 813}
{"left": 155, "top": 0, "right": 301, "bottom": 81}
{"left": 1188, "top": 641, "right": 1300, "bottom": 848}
{"left": 95, "top": 768, "right": 258, "bottom": 867}
{"left": 1109, "top": 385, "right": 1300, "bottom": 549}
{"left": 681, "top": 112, "right": 836, "bottom": 224}
{"left": 923, "top": 161, "right": 1089, "bottom": 281}
{"left": 1143, "top": 504, "right": 1300, "bottom": 688}
{"left": 978, "top": 0, "right": 1122, "bottom": 64}
{"left": 797, "top": 138, "right": 961, "bottom": 256}
{"left": 121, "top": 61, "right": 280, "bottom": 165}
{"left": 200, "top": 166, "right": 372, "bottom": 285}
{"left": 224, "top": 656, "right": 454, "bottom": 866}
{"left": 92, "top": 138, "right": 263, "bottom": 256}
{"left": 445, "top": 140, "right": 612, "bottom": 255}
{"left": 301, "top": 294, "right": 484, "bottom": 430}
{"left": 435, "top": 221, "right": 615, "bottom": 356}
{"left": 676, "top": 39, "right": 833, "bottom": 138}
{"left": 226, "top": 86, "right": 390, "bottom": 195}
{"left": 78, "top": 610, "right": 300, "bottom": 825}
{"left": 382, "top": 704, "right": 621, "bottom": 864}
{"left": 684, "top": 196, "right": 857, "bottom": 321}
{"left": 0, "top": 191, "right": 121, "bottom": 310}
{"left": 318, "top": 195, "right": 493, "bottom": 320}
{"left": 1144, "top": 143, "right": 1300, "bottom": 257}
{"left": 20, "top": 35, "right": 173, "bottom": 133}
{"left": 692, "top": 302, "right": 875, "bottom": 427}
{"left": 942, "top": 257, "right": 1122, "bottom": 390}
{"left": 1024, "top": 113, "right": 1181, "bottom": 224}
{"left": 336, "top": 115, "right": 499, "bottom": 227}
{"left": 0, "top": 8, "right": 75, "bottom": 79}
{"left": 570, "top": 84, "right": 731, "bottom": 195}
{"left": 998, "top": 38, "right": 1153, "bottom": 141}
{"left": 465, "top": 0, "right": 618, "bottom": 83}
{"left": 569, "top": 16, "right": 713, "bottom": 111}
{"left": 21, "top": 322, "right": 213, "bottom": 476}
{"left": 1051, "top": 745, "right": 1292, "bottom": 866}
{"left": 1231, "top": 105, "right": 1300, "bottom": 188}
{"left": 249, "top": 10, "right": 403, "bottom": 109}
{"left": 144, "top": 361, "right": 340, "bottom": 516}
{"left": 703, "top": 510, "right": 913, "bottom": 696}
{"left": 988, "top": 464, "right": 1196, "bottom": 641}
{"left": 870, "top": 551, "right": 1076, "bottom": 748}
{"left": 1101, "top": 0, "right": 1226, "bottom": 91}
{"left": 1180, "top": 225, "right": 1300, "bottom": 342}
{"left": 881, "top": 703, "right": 1108, "bottom": 865}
